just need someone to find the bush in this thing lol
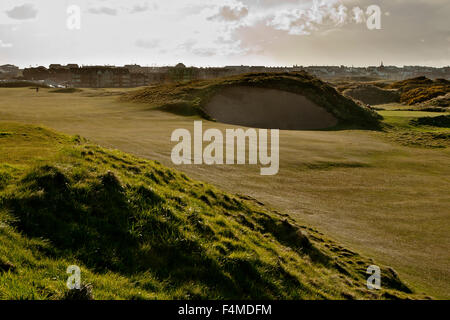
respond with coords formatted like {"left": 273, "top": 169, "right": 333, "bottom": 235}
{"left": 411, "top": 115, "right": 450, "bottom": 128}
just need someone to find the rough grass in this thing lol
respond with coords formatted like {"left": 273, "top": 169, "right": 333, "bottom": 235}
{"left": 122, "top": 72, "right": 382, "bottom": 129}
{"left": 387, "top": 77, "right": 450, "bottom": 106}
{"left": 0, "top": 123, "right": 423, "bottom": 300}
{"left": 417, "top": 93, "right": 450, "bottom": 110}
{"left": 411, "top": 115, "right": 450, "bottom": 128}
{"left": 379, "top": 110, "right": 450, "bottom": 148}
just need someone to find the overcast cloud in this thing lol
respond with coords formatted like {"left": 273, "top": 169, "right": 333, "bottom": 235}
{"left": 5, "top": 3, "right": 38, "bottom": 20}
{"left": 87, "top": 6, "right": 118, "bottom": 16}
{"left": 0, "top": 0, "right": 448, "bottom": 67}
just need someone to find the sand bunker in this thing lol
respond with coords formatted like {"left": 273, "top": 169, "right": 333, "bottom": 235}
{"left": 343, "top": 85, "right": 400, "bottom": 105}
{"left": 204, "top": 87, "right": 338, "bottom": 130}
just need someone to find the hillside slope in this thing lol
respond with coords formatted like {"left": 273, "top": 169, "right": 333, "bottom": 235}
{"left": 0, "top": 123, "right": 425, "bottom": 300}
{"left": 122, "top": 72, "right": 381, "bottom": 129}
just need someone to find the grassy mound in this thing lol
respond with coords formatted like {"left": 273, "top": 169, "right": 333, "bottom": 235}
{"left": 343, "top": 84, "right": 400, "bottom": 105}
{"left": 387, "top": 77, "right": 450, "bottom": 105}
{"left": 417, "top": 93, "right": 450, "bottom": 110}
{"left": 122, "top": 72, "right": 381, "bottom": 129}
{"left": 0, "top": 123, "right": 424, "bottom": 300}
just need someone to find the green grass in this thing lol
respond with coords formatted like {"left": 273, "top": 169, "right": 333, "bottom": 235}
{"left": 0, "top": 122, "right": 423, "bottom": 300}
{"left": 0, "top": 86, "right": 449, "bottom": 299}
{"left": 379, "top": 110, "right": 449, "bottom": 119}
{"left": 122, "top": 72, "right": 382, "bottom": 129}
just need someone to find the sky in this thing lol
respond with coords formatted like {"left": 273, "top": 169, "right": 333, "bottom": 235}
{"left": 0, "top": 0, "right": 449, "bottom": 68}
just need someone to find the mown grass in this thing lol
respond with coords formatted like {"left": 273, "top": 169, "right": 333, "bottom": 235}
{"left": 122, "top": 72, "right": 382, "bottom": 129}
{"left": 0, "top": 122, "right": 423, "bottom": 300}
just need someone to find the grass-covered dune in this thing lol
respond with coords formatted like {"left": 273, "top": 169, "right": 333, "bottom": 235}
{"left": 387, "top": 77, "right": 450, "bottom": 106}
{"left": 122, "top": 72, "right": 381, "bottom": 129}
{"left": 417, "top": 93, "right": 450, "bottom": 110}
{"left": 0, "top": 122, "right": 424, "bottom": 300}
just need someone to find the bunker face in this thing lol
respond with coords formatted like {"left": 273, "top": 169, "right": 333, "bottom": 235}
{"left": 205, "top": 86, "right": 338, "bottom": 130}
{"left": 343, "top": 85, "right": 400, "bottom": 105}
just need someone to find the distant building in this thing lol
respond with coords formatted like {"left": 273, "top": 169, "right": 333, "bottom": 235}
{"left": 23, "top": 66, "right": 49, "bottom": 81}
{"left": 49, "top": 64, "right": 63, "bottom": 69}
{"left": 124, "top": 64, "right": 143, "bottom": 73}
{"left": 17, "top": 63, "right": 450, "bottom": 87}
{"left": 0, "top": 64, "right": 20, "bottom": 79}
{"left": 70, "top": 66, "right": 131, "bottom": 88}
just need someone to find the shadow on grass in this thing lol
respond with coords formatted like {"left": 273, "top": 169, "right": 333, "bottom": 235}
{"left": 3, "top": 165, "right": 309, "bottom": 299}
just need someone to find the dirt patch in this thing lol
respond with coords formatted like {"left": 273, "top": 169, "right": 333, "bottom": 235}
{"left": 204, "top": 86, "right": 338, "bottom": 130}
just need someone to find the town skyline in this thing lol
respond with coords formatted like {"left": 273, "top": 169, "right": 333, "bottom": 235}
{"left": 2, "top": 61, "right": 450, "bottom": 69}
{"left": 1, "top": 1, "right": 449, "bottom": 68}
{"left": 2, "top": 62, "right": 448, "bottom": 88}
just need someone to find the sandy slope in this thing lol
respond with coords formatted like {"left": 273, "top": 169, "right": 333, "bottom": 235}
{"left": 205, "top": 86, "right": 338, "bottom": 130}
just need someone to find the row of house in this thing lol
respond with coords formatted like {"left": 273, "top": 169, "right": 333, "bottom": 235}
{"left": 22, "top": 64, "right": 162, "bottom": 87}
{"left": 21, "top": 63, "right": 242, "bottom": 87}
{"left": 301, "top": 63, "right": 450, "bottom": 80}
{"left": 13, "top": 63, "right": 450, "bottom": 88}
{"left": 0, "top": 64, "right": 21, "bottom": 79}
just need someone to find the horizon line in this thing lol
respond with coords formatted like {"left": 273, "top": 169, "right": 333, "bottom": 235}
{"left": 3, "top": 63, "right": 450, "bottom": 69}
